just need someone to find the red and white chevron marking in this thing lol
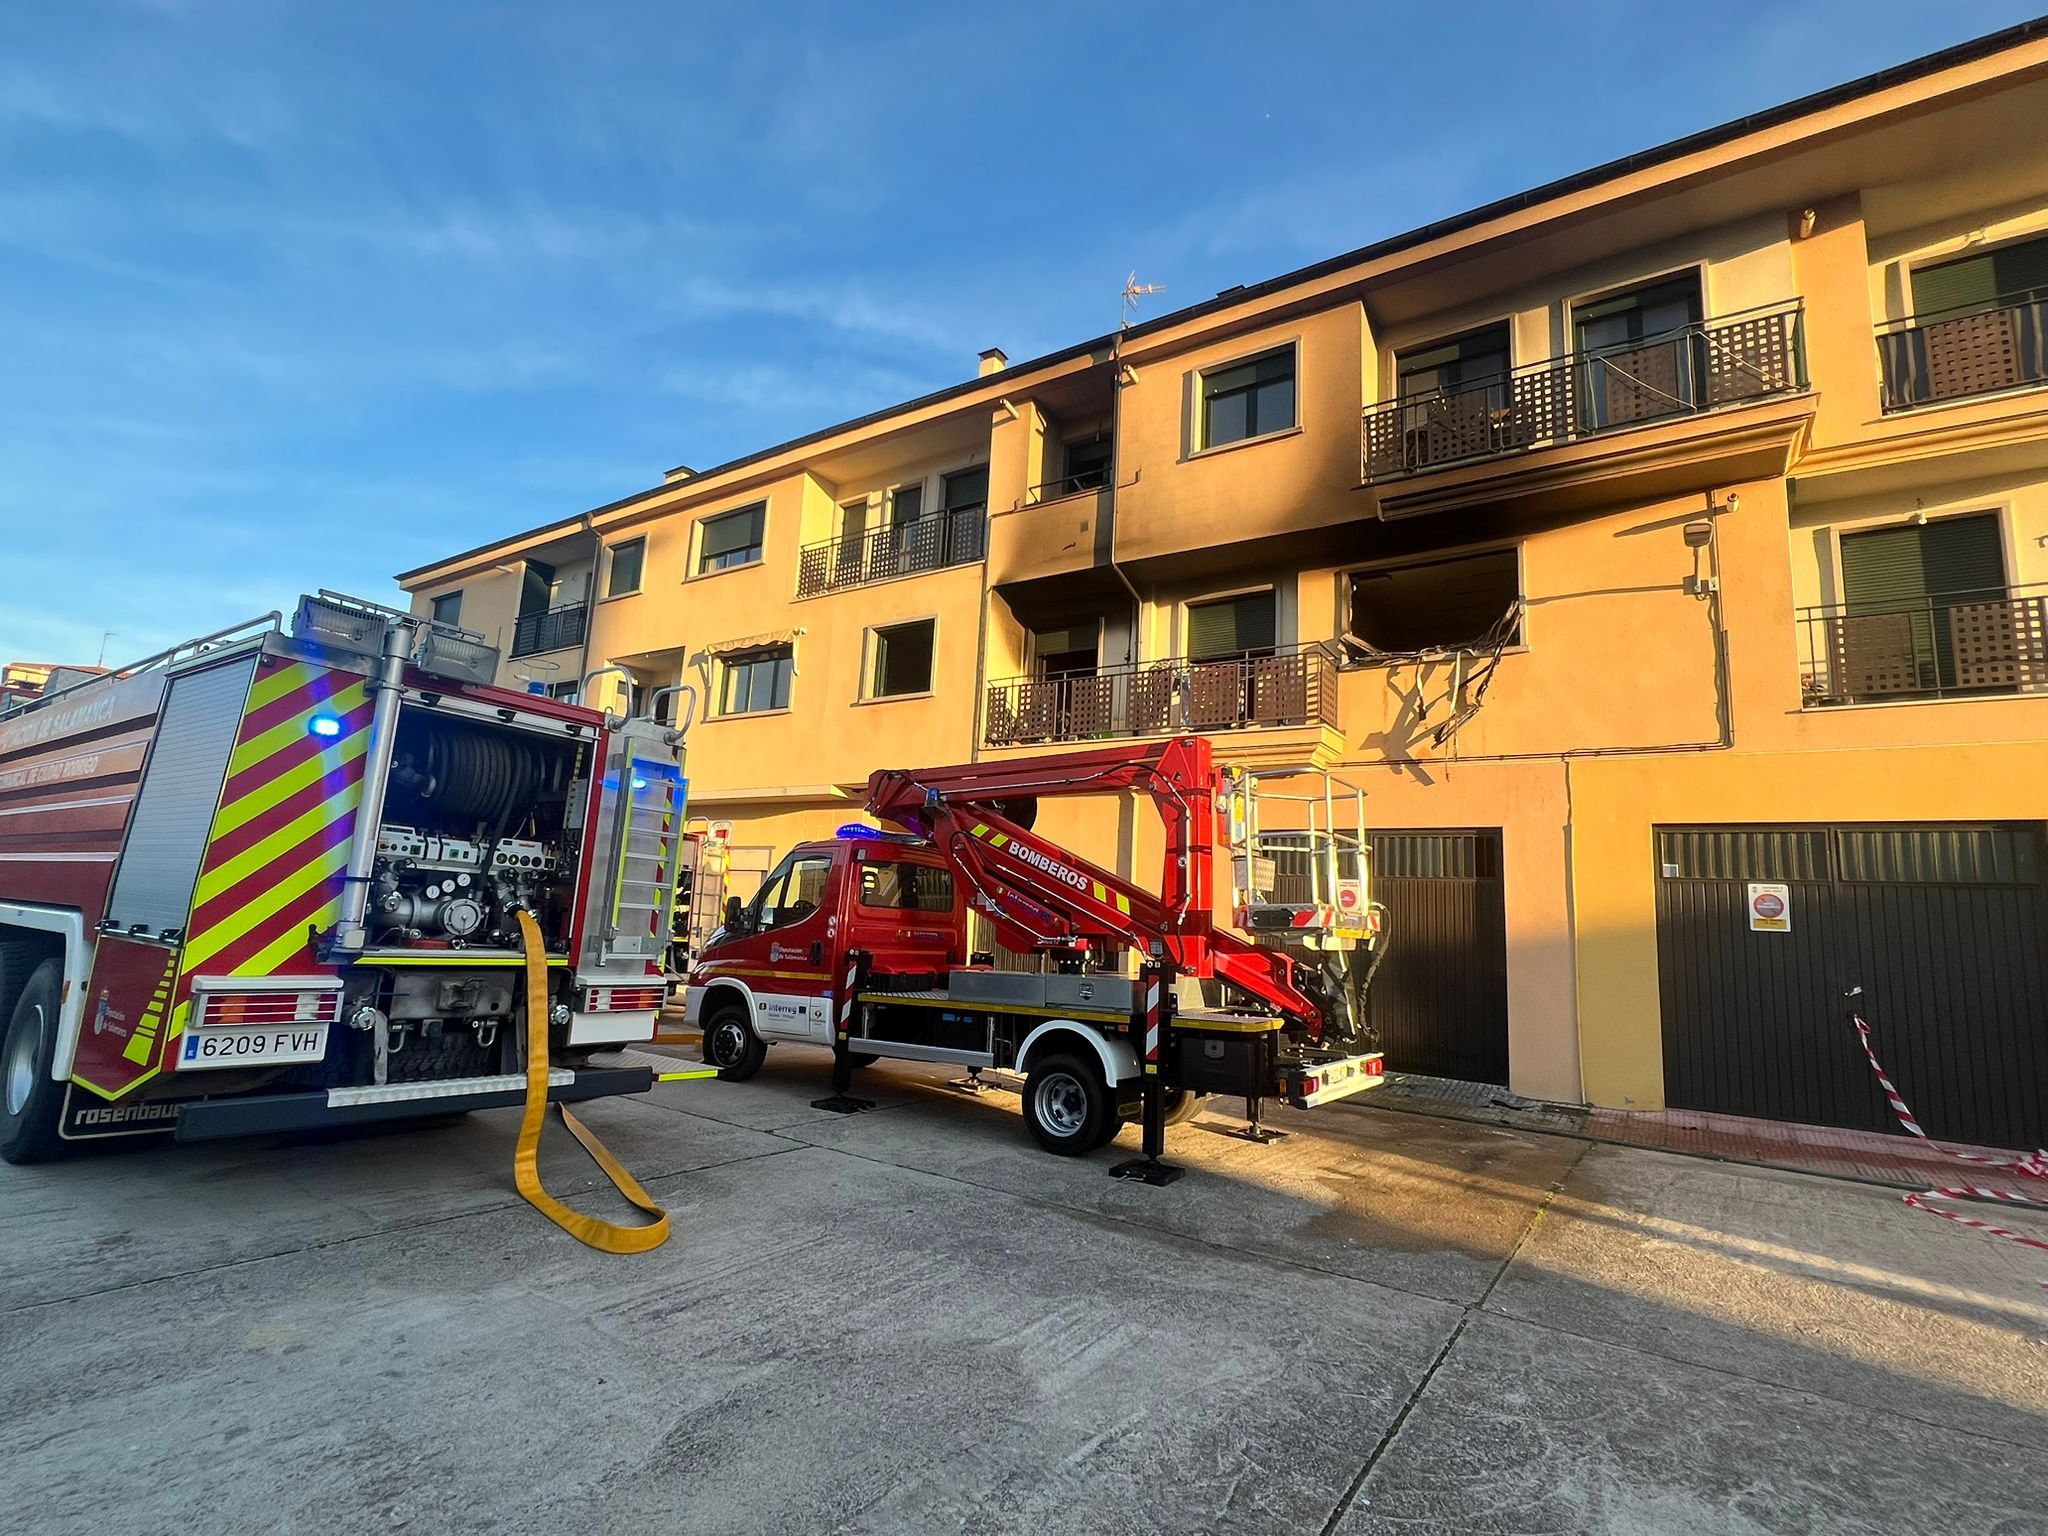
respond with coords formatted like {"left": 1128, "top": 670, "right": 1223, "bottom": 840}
{"left": 1143, "top": 978, "right": 1161, "bottom": 1065}
{"left": 837, "top": 957, "right": 858, "bottom": 1042}
{"left": 1852, "top": 1013, "right": 2048, "bottom": 1285}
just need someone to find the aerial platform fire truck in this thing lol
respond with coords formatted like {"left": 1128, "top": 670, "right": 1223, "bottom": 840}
{"left": 686, "top": 737, "right": 1386, "bottom": 1181}
{"left": 0, "top": 593, "right": 687, "bottom": 1164}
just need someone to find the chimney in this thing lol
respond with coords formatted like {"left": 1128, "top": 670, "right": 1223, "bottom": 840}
{"left": 664, "top": 464, "right": 697, "bottom": 484}
{"left": 978, "top": 348, "right": 1008, "bottom": 378}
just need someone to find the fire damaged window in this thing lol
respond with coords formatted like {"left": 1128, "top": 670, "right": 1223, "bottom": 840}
{"left": 1343, "top": 548, "right": 1522, "bottom": 661}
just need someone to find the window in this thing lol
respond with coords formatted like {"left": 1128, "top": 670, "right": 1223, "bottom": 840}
{"left": 858, "top": 861, "right": 956, "bottom": 912}
{"left": 1574, "top": 274, "right": 1702, "bottom": 352}
{"left": 1573, "top": 274, "right": 1704, "bottom": 428}
{"left": 1063, "top": 435, "right": 1113, "bottom": 493}
{"left": 696, "top": 504, "right": 765, "bottom": 575}
{"left": 754, "top": 852, "right": 833, "bottom": 931}
{"left": 1200, "top": 348, "right": 1296, "bottom": 449}
{"left": 718, "top": 646, "right": 793, "bottom": 715}
{"left": 1345, "top": 548, "right": 1522, "bottom": 658}
{"left": 1397, "top": 325, "right": 1511, "bottom": 400}
{"left": 869, "top": 619, "right": 935, "bottom": 698}
{"left": 1838, "top": 513, "right": 2006, "bottom": 692}
{"left": 430, "top": 591, "right": 463, "bottom": 628}
{"left": 548, "top": 681, "right": 580, "bottom": 705}
{"left": 1911, "top": 234, "right": 2048, "bottom": 320}
{"left": 1033, "top": 622, "right": 1100, "bottom": 679}
{"left": 520, "top": 558, "right": 555, "bottom": 617}
{"left": 942, "top": 465, "right": 989, "bottom": 514}
{"left": 606, "top": 537, "right": 646, "bottom": 597}
{"left": 1186, "top": 590, "right": 1276, "bottom": 662}
{"left": 888, "top": 482, "right": 925, "bottom": 526}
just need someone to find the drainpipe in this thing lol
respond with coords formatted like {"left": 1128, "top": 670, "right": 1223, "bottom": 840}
{"left": 330, "top": 615, "right": 415, "bottom": 955}
{"left": 572, "top": 519, "right": 599, "bottom": 702}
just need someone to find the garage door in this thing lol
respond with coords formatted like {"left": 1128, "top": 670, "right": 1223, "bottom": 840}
{"left": 1365, "top": 830, "right": 1510, "bottom": 1084}
{"left": 1654, "top": 823, "right": 2048, "bottom": 1149}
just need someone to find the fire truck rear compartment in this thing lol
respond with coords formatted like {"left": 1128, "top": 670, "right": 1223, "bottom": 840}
{"left": 367, "top": 707, "right": 586, "bottom": 954}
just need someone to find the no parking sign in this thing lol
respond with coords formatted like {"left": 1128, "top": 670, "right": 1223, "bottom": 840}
{"left": 1747, "top": 881, "right": 1791, "bottom": 933}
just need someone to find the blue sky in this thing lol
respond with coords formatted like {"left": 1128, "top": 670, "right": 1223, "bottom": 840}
{"left": 1, "top": 1, "right": 2038, "bottom": 666}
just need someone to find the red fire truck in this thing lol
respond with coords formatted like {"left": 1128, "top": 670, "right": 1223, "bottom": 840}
{"left": 0, "top": 593, "right": 687, "bottom": 1163}
{"left": 686, "top": 737, "right": 1385, "bottom": 1181}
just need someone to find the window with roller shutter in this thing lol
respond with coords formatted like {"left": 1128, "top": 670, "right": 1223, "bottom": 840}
{"left": 1838, "top": 513, "right": 2007, "bottom": 694}
{"left": 1185, "top": 590, "right": 1276, "bottom": 662}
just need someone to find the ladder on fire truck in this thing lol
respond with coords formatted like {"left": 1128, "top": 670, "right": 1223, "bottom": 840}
{"left": 862, "top": 736, "right": 1385, "bottom": 1180}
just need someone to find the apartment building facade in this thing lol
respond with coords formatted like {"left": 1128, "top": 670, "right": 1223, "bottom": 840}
{"left": 400, "top": 24, "right": 2048, "bottom": 1147}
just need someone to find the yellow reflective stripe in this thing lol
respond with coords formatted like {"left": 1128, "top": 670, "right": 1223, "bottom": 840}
{"left": 191, "top": 798, "right": 345, "bottom": 909}
{"left": 1092, "top": 880, "right": 1107, "bottom": 900}
{"left": 1115, "top": 893, "right": 1131, "bottom": 915}
{"left": 238, "top": 898, "right": 345, "bottom": 976}
{"left": 245, "top": 662, "right": 312, "bottom": 715}
{"left": 211, "top": 730, "right": 369, "bottom": 840}
{"left": 991, "top": 833, "right": 1010, "bottom": 849}
{"left": 229, "top": 688, "right": 368, "bottom": 782}
{"left": 180, "top": 840, "right": 350, "bottom": 974}
{"left": 969, "top": 823, "right": 989, "bottom": 838}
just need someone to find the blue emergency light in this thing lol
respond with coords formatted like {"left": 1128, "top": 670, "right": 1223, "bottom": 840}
{"left": 307, "top": 713, "right": 344, "bottom": 739}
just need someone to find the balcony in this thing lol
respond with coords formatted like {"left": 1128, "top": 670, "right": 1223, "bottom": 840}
{"left": 1363, "top": 302, "right": 1806, "bottom": 483}
{"left": 984, "top": 644, "right": 1339, "bottom": 746}
{"left": 1876, "top": 291, "right": 2048, "bottom": 412}
{"left": 1797, "top": 583, "right": 2048, "bottom": 707}
{"left": 508, "top": 602, "right": 587, "bottom": 659}
{"left": 795, "top": 506, "right": 986, "bottom": 599}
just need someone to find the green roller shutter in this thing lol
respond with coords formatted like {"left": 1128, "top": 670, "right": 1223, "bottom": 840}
{"left": 1186, "top": 591, "right": 1276, "bottom": 661}
{"left": 1911, "top": 234, "right": 2048, "bottom": 318}
{"left": 1840, "top": 514, "right": 2004, "bottom": 609}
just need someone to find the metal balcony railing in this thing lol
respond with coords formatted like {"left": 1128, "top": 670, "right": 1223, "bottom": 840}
{"left": 795, "top": 505, "right": 986, "bottom": 598}
{"left": 1797, "top": 582, "right": 2048, "bottom": 706}
{"left": 1023, "top": 469, "right": 1110, "bottom": 504}
{"left": 508, "top": 602, "right": 587, "bottom": 659}
{"left": 1361, "top": 301, "right": 1806, "bottom": 481}
{"left": 1876, "top": 288, "right": 2048, "bottom": 411}
{"left": 984, "top": 643, "right": 1339, "bottom": 746}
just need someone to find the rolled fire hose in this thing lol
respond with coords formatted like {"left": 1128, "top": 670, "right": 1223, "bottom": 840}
{"left": 513, "top": 908, "right": 671, "bottom": 1253}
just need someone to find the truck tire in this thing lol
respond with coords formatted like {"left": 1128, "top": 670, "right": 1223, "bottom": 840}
{"left": 703, "top": 1003, "right": 766, "bottom": 1082}
{"left": 1024, "top": 1053, "right": 1112, "bottom": 1156}
{"left": 2, "top": 959, "right": 68, "bottom": 1164}
{"left": 1161, "top": 1088, "right": 1207, "bottom": 1126}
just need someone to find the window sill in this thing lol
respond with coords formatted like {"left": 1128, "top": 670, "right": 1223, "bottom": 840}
{"left": 598, "top": 589, "right": 641, "bottom": 604}
{"left": 706, "top": 707, "right": 794, "bottom": 723}
{"left": 1185, "top": 424, "right": 1303, "bottom": 464}
{"left": 853, "top": 690, "right": 935, "bottom": 707}
{"left": 685, "top": 558, "right": 765, "bottom": 584}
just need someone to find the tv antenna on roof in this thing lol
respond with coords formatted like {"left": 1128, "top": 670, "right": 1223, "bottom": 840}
{"left": 1121, "top": 271, "right": 1165, "bottom": 330}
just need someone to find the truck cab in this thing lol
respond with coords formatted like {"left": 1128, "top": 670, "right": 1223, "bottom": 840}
{"left": 686, "top": 833, "right": 964, "bottom": 1069}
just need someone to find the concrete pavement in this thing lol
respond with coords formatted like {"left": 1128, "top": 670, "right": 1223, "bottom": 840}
{"left": 2, "top": 1050, "right": 2044, "bottom": 1534}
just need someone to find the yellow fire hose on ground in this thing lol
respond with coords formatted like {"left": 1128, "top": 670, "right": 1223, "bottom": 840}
{"left": 512, "top": 908, "right": 671, "bottom": 1253}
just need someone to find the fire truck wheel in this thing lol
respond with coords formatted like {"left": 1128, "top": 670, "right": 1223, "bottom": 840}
{"left": 1024, "top": 1054, "right": 1111, "bottom": 1156}
{"left": 1, "top": 959, "right": 67, "bottom": 1165}
{"left": 1161, "top": 1088, "right": 1207, "bottom": 1126}
{"left": 703, "top": 1004, "right": 765, "bottom": 1081}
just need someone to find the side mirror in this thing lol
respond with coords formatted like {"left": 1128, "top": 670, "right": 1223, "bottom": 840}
{"left": 724, "top": 895, "right": 751, "bottom": 936}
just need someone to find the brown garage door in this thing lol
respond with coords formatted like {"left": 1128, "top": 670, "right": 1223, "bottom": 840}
{"left": 1654, "top": 823, "right": 2048, "bottom": 1149}
{"left": 1365, "top": 830, "right": 1510, "bottom": 1085}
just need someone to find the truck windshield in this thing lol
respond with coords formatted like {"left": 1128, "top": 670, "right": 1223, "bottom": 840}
{"left": 859, "top": 861, "right": 954, "bottom": 913}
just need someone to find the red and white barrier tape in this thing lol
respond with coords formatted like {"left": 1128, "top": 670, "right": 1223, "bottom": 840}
{"left": 1850, "top": 1012, "right": 2048, "bottom": 1285}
